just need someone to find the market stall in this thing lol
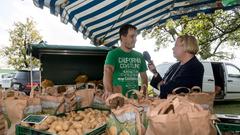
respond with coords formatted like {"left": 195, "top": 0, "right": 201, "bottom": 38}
{"left": 2, "top": 0, "right": 240, "bottom": 135}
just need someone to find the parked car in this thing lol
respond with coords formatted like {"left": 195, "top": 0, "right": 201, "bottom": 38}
{"left": 155, "top": 62, "right": 240, "bottom": 100}
{"left": 11, "top": 70, "right": 40, "bottom": 95}
{"left": 0, "top": 73, "right": 15, "bottom": 89}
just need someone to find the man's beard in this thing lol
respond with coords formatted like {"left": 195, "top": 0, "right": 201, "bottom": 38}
{"left": 126, "top": 43, "right": 135, "bottom": 49}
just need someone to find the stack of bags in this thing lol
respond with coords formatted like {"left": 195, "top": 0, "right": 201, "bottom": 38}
{"left": 0, "top": 100, "right": 6, "bottom": 135}
{"left": 63, "top": 88, "right": 77, "bottom": 113}
{"left": 104, "top": 89, "right": 217, "bottom": 135}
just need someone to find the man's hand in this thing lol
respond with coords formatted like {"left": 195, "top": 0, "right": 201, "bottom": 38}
{"left": 103, "top": 65, "right": 114, "bottom": 100}
{"left": 102, "top": 90, "right": 112, "bottom": 100}
{"left": 140, "top": 72, "right": 148, "bottom": 97}
{"left": 140, "top": 84, "right": 147, "bottom": 97}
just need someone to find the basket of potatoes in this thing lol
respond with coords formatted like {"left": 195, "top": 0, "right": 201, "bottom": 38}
{"left": 16, "top": 108, "right": 110, "bottom": 135}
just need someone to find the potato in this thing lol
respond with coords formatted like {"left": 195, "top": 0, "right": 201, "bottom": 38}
{"left": 82, "top": 118, "right": 89, "bottom": 124}
{"left": 20, "top": 122, "right": 30, "bottom": 127}
{"left": 41, "top": 120, "right": 48, "bottom": 125}
{"left": 62, "top": 117, "right": 67, "bottom": 122}
{"left": 66, "top": 129, "right": 78, "bottom": 135}
{"left": 70, "top": 111, "right": 76, "bottom": 117}
{"left": 106, "top": 128, "right": 110, "bottom": 135}
{"left": 62, "top": 122, "right": 70, "bottom": 131}
{"left": 108, "top": 126, "right": 117, "bottom": 135}
{"left": 39, "top": 124, "right": 49, "bottom": 130}
{"left": 67, "top": 117, "right": 74, "bottom": 121}
{"left": 76, "top": 128, "right": 83, "bottom": 135}
{"left": 95, "top": 110, "right": 101, "bottom": 114}
{"left": 80, "top": 122, "right": 87, "bottom": 130}
{"left": 45, "top": 116, "right": 55, "bottom": 124}
{"left": 65, "top": 117, "right": 70, "bottom": 121}
{"left": 72, "top": 122, "right": 82, "bottom": 129}
{"left": 55, "top": 124, "right": 63, "bottom": 132}
{"left": 83, "top": 128, "right": 92, "bottom": 134}
{"left": 86, "top": 112, "right": 92, "bottom": 117}
{"left": 89, "top": 122, "right": 97, "bottom": 129}
{"left": 77, "top": 111, "right": 84, "bottom": 115}
{"left": 74, "top": 115, "right": 84, "bottom": 121}
{"left": 50, "top": 121, "right": 58, "bottom": 129}
{"left": 35, "top": 109, "right": 109, "bottom": 134}
{"left": 119, "top": 129, "right": 130, "bottom": 135}
{"left": 96, "top": 122, "right": 104, "bottom": 128}
{"left": 89, "top": 118, "right": 95, "bottom": 123}
{"left": 58, "top": 131, "right": 67, "bottom": 135}
{"left": 84, "top": 108, "right": 90, "bottom": 113}
{"left": 47, "top": 128, "right": 56, "bottom": 134}
{"left": 34, "top": 124, "right": 41, "bottom": 130}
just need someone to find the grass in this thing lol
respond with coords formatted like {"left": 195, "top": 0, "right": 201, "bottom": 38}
{"left": 213, "top": 100, "right": 240, "bottom": 115}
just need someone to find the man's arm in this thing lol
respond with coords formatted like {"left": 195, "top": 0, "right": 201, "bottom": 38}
{"left": 140, "top": 72, "right": 148, "bottom": 96}
{"left": 103, "top": 64, "right": 114, "bottom": 99}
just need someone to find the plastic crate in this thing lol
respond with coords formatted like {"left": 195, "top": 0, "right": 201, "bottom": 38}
{"left": 16, "top": 107, "right": 109, "bottom": 135}
{"left": 16, "top": 125, "right": 51, "bottom": 135}
{"left": 216, "top": 123, "right": 240, "bottom": 134}
{"left": 215, "top": 114, "right": 240, "bottom": 134}
{"left": 16, "top": 124, "right": 106, "bottom": 135}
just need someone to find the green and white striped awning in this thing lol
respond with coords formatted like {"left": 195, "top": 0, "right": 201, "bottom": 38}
{"left": 33, "top": 0, "right": 240, "bottom": 47}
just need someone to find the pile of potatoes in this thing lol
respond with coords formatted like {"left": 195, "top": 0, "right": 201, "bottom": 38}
{"left": 21, "top": 108, "right": 109, "bottom": 135}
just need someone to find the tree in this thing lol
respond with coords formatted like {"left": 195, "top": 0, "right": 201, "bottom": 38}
{"left": 2, "top": 18, "right": 42, "bottom": 70}
{"left": 142, "top": 9, "right": 240, "bottom": 60}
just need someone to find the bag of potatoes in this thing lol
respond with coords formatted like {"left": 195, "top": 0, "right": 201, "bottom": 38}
{"left": 75, "top": 74, "right": 88, "bottom": 84}
{"left": 106, "top": 98, "right": 143, "bottom": 135}
{"left": 40, "top": 94, "right": 65, "bottom": 115}
{"left": 75, "top": 83, "right": 95, "bottom": 108}
{"left": 41, "top": 79, "right": 54, "bottom": 89}
{"left": 4, "top": 91, "right": 42, "bottom": 124}
{"left": 0, "top": 100, "right": 7, "bottom": 135}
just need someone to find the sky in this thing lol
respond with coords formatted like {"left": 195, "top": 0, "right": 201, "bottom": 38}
{"left": 0, "top": 0, "right": 239, "bottom": 69}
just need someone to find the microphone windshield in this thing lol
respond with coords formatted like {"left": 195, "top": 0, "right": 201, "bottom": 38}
{"left": 143, "top": 51, "right": 151, "bottom": 63}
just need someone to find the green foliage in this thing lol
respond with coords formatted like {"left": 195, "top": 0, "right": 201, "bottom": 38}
{"left": 142, "top": 9, "right": 240, "bottom": 60}
{"left": 1, "top": 18, "right": 42, "bottom": 70}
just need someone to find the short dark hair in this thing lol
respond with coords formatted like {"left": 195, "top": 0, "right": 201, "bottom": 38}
{"left": 119, "top": 24, "right": 137, "bottom": 40}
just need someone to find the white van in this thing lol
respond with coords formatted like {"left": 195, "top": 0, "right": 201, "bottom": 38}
{"left": 0, "top": 73, "right": 15, "bottom": 89}
{"left": 156, "top": 62, "right": 240, "bottom": 100}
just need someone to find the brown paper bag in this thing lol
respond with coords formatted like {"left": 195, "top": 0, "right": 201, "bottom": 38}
{"left": 4, "top": 91, "right": 42, "bottom": 124}
{"left": 146, "top": 96, "right": 217, "bottom": 135}
{"left": 4, "top": 97, "right": 27, "bottom": 124}
{"left": 3, "top": 93, "right": 41, "bottom": 135}
{"left": 170, "top": 87, "right": 216, "bottom": 112}
{"left": 75, "top": 83, "right": 95, "bottom": 108}
{"left": 2, "top": 89, "right": 41, "bottom": 135}
{"left": 186, "top": 92, "right": 215, "bottom": 112}
{"left": 75, "top": 89, "right": 95, "bottom": 107}
{"left": 106, "top": 104, "right": 142, "bottom": 135}
{"left": 0, "top": 100, "right": 7, "bottom": 135}
{"left": 172, "top": 96, "right": 217, "bottom": 135}
{"left": 40, "top": 95, "right": 64, "bottom": 114}
{"left": 63, "top": 88, "right": 77, "bottom": 112}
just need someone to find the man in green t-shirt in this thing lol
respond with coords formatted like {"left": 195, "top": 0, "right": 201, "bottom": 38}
{"left": 103, "top": 24, "right": 148, "bottom": 99}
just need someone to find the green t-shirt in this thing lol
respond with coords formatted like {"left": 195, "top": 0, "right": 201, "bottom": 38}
{"left": 105, "top": 48, "right": 147, "bottom": 95}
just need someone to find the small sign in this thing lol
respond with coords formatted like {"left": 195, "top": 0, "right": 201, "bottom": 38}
{"left": 21, "top": 115, "right": 47, "bottom": 124}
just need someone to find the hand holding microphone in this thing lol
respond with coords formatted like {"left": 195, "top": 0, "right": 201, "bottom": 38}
{"left": 143, "top": 51, "right": 158, "bottom": 75}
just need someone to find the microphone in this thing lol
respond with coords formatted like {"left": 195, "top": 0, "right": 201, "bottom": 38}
{"left": 143, "top": 51, "right": 151, "bottom": 63}
{"left": 143, "top": 51, "right": 158, "bottom": 74}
